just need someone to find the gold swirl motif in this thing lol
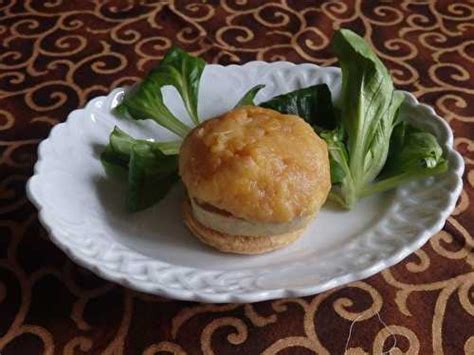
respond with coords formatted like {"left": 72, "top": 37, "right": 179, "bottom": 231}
{"left": 466, "top": 336, "right": 474, "bottom": 354}
{"left": 216, "top": 25, "right": 255, "bottom": 48}
{"left": 430, "top": 230, "right": 473, "bottom": 262}
{"left": 143, "top": 341, "right": 187, "bottom": 355}
{"left": 344, "top": 347, "right": 368, "bottom": 355}
{"left": 213, "top": 50, "right": 242, "bottom": 64}
{"left": 24, "top": 81, "right": 70, "bottom": 112}
{"left": 0, "top": 71, "right": 26, "bottom": 88}
{"left": 9, "top": 18, "right": 44, "bottom": 39}
{"left": 180, "top": 2, "right": 216, "bottom": 22}
{"left": 63, "top": 336, "right": 93, "bottom": 354}
{"left": 59, "top": 15, "right": 84, "bottom": 32}
{"left": 110, "top": 19, "right": 144, "bottom": 44}
{"left": 469, "top": 169, "right": 474, "bottom": 188}
{"left": 384, "top": 38, "right": 419, "bottom": 61}
{"left": 458, "top": 277, "right": 474, "bottom": 316}
{"left": 176, "top": 27, "right": 199, "bottom": 45}
{"left": 0, "top": 142, "right": 39, "bottom": 170}
{"left": 454, "top": 137, "right": 474, "bottom": 164}
{"left": 435, "top": 2, "right": 474, "bottom": 21}
{"left": 363, "top": 5, "right": 405, "bottom": 26}
{"left": 0, "top": 109, "right": 15, "bottom": 131}
{"left": 401, "top": 12, "right": 438, "bottom": 36}
{"left": 221, "top": 0, "right": 253, "bottom": 14}
{"left": 102, "top": 290, "right": 133, "bottom": 355}
{"left": 320, "top": 1, "right": 359, "bottom": 23}
{"left": 373, "top": 325, "right": 420, "bottom": 354}
{"left": 452, "top": 188, "right": 469, "bottom": 216}
{"left": 201, "top": 317, "right": 248, "bottom": 355}
{"left": 244, "top": 304, "right": 277, "bottom": 327}
{"left": 172, "top": 303, "right": 239, "bottom": 339}
{"left": 436, "top": 94, "right": 472, "bottom": 123}
{"left": 332, "top": 282, "right": 383, "bottom": 321}
{"left": 429, "top": 63, "right": 473, "bottom": 94}
{"left": 37, "top": 34, "right": 88, "bottom": 57}
{"left": 262, "top": 336, "right": 323, "bottom": 354}
{"left": 405, "top": 249, "right": 431, "bottom": 273}
{"left": 253, "top": 4, "right": 292, "bottom": 28}
{"left": 296, "top": 27, "right": 330, "bottom": 52}
{"left": 110, "top": 75, "right": 142, "bottom": 88}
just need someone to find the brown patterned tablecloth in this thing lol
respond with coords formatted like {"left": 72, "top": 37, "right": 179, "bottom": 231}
{"left": 1, "top": 1, "right": 473, "bottom": 354}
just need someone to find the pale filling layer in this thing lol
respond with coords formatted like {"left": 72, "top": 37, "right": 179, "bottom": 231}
{"left": 190, "top": 198, "right": 312, "bottom": 237}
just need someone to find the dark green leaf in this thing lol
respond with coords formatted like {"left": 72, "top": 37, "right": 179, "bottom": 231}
{"left": 386, "top": 116, "right": 406, "bottom": 155}
{"left": 260, "top": 84, "right": 336, "bottom": 129}
{"left": 101, "top": 127, "right": 180, "bottom": 166}
{"left": 100, "top": 127, "right": 134, "bottom": 178}
{"left": 329, "top": 159, "right": 346, "bottom": 185}
{"left": 100, "top": 145, "right": 128, "bottom": 179}
{"left": 100, "top": 127, "right": 181, "bottom": 211}
{"left": 320, "top": 127, "right": 354, "bottom": 208}
{"left": 127, "top": 142, "right": 179, "bottom": 212}
{"left": 109, "top": 127, "right": 135, "bottom": 159}
{"left": 234, "top": 84, "right": 265, "bottom": 108}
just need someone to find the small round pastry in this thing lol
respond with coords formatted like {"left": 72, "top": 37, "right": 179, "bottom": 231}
{"left": 179, "top": 106, "right": 331, "bottom": 254}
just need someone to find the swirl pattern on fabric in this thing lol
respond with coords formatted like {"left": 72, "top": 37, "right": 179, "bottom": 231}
{"left": 0, "top": 0, "right": 473, "bottom": 353}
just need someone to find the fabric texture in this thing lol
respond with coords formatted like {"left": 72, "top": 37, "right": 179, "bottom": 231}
{"left": 0, "top": 1, "right": 473, "bottom": 354}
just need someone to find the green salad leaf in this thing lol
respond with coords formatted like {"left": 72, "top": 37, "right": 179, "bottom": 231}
{"left": 361, "top": 122, "right": 448, "bottom": 196}
{"left": 127, "top": 142, "right": 179, "bottom": 212}
{"left": 322, "top": 29, "right": 404, "bottom": 207}
{"left": 114, "top": 78, "right": 190, "bottom": 138}
{"left": 100, "top": 127, "right": 180, "bottom": 211}
{"left": 114, "top": 46, "right": 206, "bottom": 137}
{"left": 260, "top": 84, "right": 337, "bottom": 130}
{"left": 234, "top": 84, "right": 265, "bottom": 108}
{"left": 303, "top": 29, "right": 447, "bottom": 208}
{"left": 100, "top": 127, "right": 135, "bottom": 178}
{"left": 152, "top": 46, "right": 205, "bottom": 125}
{"left": 319, "top": 127, "right": 349, "bottom": 185}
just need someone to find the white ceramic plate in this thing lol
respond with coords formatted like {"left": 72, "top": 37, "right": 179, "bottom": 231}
{"left": 27, "top": 62, "right": 464, "bottom": 303}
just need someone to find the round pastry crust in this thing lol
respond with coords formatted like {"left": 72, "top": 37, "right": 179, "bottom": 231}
{"left": 179, "top": 106, "right": 331, "bottom": 223}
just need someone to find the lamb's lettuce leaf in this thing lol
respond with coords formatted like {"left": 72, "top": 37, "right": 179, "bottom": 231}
{"left": 151, "top": 46, "right": 205, "bottom": 125}
{"left": 361, "top": 123, "right": 447, "bottom": 196}
{"left": 325, "top": 29, "right": 405, "bottom": 208}
{"left": 319, "top": 127, "right": 349, "bottom": 185}
{"left": 234, "top": 84, "right": 265, "bottom": 108}
{"left": 260, "top": 84, "right": 336, "bottom": 130}
{"left": 127, "top": 142, "right": 179, "bottom": 212}
{"left": 309, "top": 29, "right": 448, "bottom": 208}
{"left": 100, "top": 127, "right": 179, "bottom": 211}
{"left": 100, "top": 127, "right": 134, "bottom": 177}
{"left": 114, "top": 47, "right": 206, "bottom": 137}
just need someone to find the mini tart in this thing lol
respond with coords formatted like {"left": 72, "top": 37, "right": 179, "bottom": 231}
{"left": 179, "top": 106, "right": 331, "bottom": 254}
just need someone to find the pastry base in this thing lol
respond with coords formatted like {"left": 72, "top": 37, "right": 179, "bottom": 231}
{"left": 182, "top": 200, "right": 304, "bottom": 255}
